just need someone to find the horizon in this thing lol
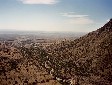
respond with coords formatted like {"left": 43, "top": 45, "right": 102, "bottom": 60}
{"left": 0, "top": 0, "right": 112, "bottom": 32}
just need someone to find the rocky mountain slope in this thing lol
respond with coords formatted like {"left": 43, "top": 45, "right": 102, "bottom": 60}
{"left": 0, "top": 19, "right": 112, "bottom": 85}
{"left": 42, "top": 19, "right": 112, "bottom": 85}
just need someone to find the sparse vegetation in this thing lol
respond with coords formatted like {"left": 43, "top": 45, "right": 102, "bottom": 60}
{"left": 0, "top": 19, "right": 112, "bottom": 85}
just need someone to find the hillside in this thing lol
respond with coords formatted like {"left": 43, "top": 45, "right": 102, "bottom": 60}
{"left": 42, "top": 19, "right": 112, "bottom": 85}
{"left": 0, "top": 19, "right": 112, "bottom": 85}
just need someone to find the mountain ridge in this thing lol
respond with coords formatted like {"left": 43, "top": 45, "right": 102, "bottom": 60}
{"left": 43, "top": 19, "right": 112, "bottom": 85}
{"left": 0, "top": 19, "right": 112, "bottom": 85}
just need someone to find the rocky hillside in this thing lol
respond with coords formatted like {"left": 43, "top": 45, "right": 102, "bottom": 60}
{"left": 42, "top": 19, "right": 112, "bottom": 85}
{"left": 0, "top": 19, "right": 112, "bottom": 85}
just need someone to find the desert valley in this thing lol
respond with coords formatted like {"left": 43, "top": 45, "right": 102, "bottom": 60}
{"left": 0, "top": 19, "right": 112, "bottom": 85}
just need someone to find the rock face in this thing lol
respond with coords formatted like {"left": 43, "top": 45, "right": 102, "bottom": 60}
{"left": 0, "top": 19, "right": 112, "bottom": 85}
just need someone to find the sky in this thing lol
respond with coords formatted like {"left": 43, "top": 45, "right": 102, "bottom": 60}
{"left": 0, "top": 0, "right": 112, "bottom": 32}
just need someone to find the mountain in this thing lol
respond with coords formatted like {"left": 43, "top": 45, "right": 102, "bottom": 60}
{"left": 0, "top": 19, "right": 112, "bottom": 85}
{"left": 43, "top": 19, "right": 112, "bottom": 85}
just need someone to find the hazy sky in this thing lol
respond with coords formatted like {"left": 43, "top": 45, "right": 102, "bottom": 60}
{"left": 0, "top": 0, "right": 112, "bottom": 32}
